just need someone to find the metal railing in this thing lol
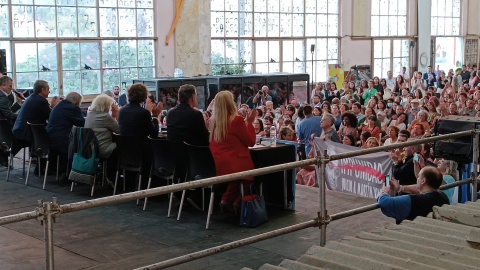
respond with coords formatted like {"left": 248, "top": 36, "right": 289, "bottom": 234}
{"left": 0, "top": 130, "right": 477, "bottom": 270}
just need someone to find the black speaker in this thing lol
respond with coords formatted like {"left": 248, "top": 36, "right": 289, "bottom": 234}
{"left": 434, "top": 116, "right": 479, "bottom": 163}
{"left": 0, "top": 49, "right": 6, "bottom": 75}
{"left": 310, "top": 44, "right": 315, "bottom": 53}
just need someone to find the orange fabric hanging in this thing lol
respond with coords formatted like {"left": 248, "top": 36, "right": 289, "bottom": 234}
{"left": 165, "top": 0, "right": 185, "bottom": 45}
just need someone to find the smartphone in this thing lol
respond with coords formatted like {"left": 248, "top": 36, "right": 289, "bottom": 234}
{"left": 413, "top": 153, "right": 419, "bottom": 162}
{"left": 385, "top": 175, "right": 390, "bottom": 187}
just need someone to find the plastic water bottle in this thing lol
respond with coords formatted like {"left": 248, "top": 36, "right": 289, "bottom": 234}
{"left": 270, "top": 126, "right": 277, "bottom": 147}
{"left": 173, "top": 68, "right": 183, "bottom": 78}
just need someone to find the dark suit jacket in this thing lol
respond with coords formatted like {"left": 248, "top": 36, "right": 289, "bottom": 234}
{"left": 118, "top": 94, "right": 127, "bottom": 107}
{"left": 46, "top": 99, "right": 85, "bottom": 153}
{"left": 118, "top": 103, "right": 158, "bottom": 138}
{"left": 13, "top": 93, "right": 50, "bottom": 142}
{"left": 166, "top": 103, "right": 209, "bottom": 180}
{"left": 0, "top": 91, "right": 21, "bottom": 126}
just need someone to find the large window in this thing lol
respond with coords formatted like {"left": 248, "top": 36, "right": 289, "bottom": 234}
{"left": 431, "top": 0, "right": 461, "bottom": 36}
{"left": 211, "top": 0, "right": 339, "bottom": 82}
{"left": 0, "top": 0, "right": 155, "bottom": 96}
{"left": 371, "top": 0, "right": 407, "bottom": 37}
{"left": 373, "top": 39, "right": 409, "bottom": 78}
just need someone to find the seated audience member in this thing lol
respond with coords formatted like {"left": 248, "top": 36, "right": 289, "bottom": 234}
{"left": 383, "top": 126, "right": 400, "bottom": 146}
{"left": 320, "top": 113, "right": 340, "bottom": 142}
{"left": 12, "top": 80, "right": 51, "bottom": 157}
{"left": 85, "top": 94, "right": 119, "bottom": 181}
{"left": 118, "top": 83, "right": 163, "bottom": 184}
{"left": 263, "top": 115, "right": 274, "bottom": 137}
{"left": 365, "top": 137, "right": 379, "bottom": 148}
{"left": 338, "top": 112, "right": 358, "bottom": 141}
{"left": 46, "top": 92, "right": 85, "bottom": 174}
{"left": 390, "top": 139, "right": 421, "bottom": 186}
{"left": 378, "top": 166, "right": 449, "bottom": 223}
{"left": 361, "top": 115, "right": 381, "bottom": 139}
{"left": 436, "top": 159, "right": 457, "bottom": 204}
{"left": 279, "top": 126, "right": 295, "bottom": 141}
{"left": 342, "top": 134, "right": 356, "bottom": 146}
{"left": 358, "top": 131, "right": 371, "bottom": 148}
{"left": 167, "top": 84, "right": 210, "bottom": 209}
{"left": 410, "top": 123, "right": 425, "bottom": 139}
{"left": 389, "top": 112, "right": 407, "bottom": 131}
{"left": 397, "top": 130, "right": 410, "bottom": 142}
{"left": 209, "top": 91, "right": 257, "bottom": 212}
{"left": 296, "top": 149, "right": 317, "bottom": 187}
{"left": 407, "top": 110, "right": 430, "bottom": 133}
{"left": 0, "top": 76, "right": 22, "bottom": 127}
{"left": 253, "top": 119, "right": 265, "bottom": 137}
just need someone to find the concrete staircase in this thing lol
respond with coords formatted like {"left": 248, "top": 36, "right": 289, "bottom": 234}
{"left": 246, "top": 200, "right": 480, "bottom": 270}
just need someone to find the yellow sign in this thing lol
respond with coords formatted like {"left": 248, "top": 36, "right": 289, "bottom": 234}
{"left": 328, "top": 64, "right": 344, "bottom": 83}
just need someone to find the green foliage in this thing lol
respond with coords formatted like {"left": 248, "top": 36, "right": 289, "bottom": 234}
{"left": 211, "top": 53, "right": 247, "bottom": 75}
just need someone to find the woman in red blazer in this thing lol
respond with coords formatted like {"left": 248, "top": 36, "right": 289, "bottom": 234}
{"left": 209, "top": 91, "right": 257, "bottom": 211}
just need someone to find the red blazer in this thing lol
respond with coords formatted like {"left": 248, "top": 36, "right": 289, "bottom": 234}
{"left": 210, "top": 116, "right": 256, "bottom": 177}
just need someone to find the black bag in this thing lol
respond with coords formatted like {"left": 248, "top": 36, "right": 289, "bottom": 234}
{"left": 239, "top": 184, "right": 268, "bottom": 228}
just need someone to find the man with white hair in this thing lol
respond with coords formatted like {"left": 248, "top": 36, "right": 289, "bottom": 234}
{"left": 252, "top": 85, "right": 272, "bottom": 108}
{"left": 320, "top": 113, "right": 340, "bottom": 143}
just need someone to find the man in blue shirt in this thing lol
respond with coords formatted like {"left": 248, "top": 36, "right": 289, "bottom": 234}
{"left": 296, "top": 105, "right": 321, "bottom": 155}
{"left": 378, "top": 166, "right": 449, "bottom": 224}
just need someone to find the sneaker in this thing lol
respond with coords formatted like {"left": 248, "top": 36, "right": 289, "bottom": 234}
{"left": 186, "top": 197, "right": 202, "bottom": 211}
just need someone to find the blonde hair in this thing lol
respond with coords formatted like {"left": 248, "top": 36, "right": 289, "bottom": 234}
{"left": 210, "top": 91, "right": 238, "bottom": 143}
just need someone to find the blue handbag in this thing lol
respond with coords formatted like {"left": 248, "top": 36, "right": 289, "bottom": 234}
{"left": 239, "top": 184, "right": 268, "bottom": 228}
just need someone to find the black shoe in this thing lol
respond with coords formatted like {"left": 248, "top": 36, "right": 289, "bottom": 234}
{"left": 186, "top": 197, "right": 202, "bottom": 211}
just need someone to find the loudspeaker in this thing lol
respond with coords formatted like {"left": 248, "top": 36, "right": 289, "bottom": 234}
{"left": 0, "top": 49, "right": 6, "bottom": 75}
{"left": 310, "top": 44, "right": 315, "bottom": 53}
{"left": 434, "top": 116, "right": 479, "bottom": 163}
{"left": 409, "top": 41, "right": 416, "bottom": 48}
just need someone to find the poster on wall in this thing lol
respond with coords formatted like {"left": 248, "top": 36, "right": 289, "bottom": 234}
{"left": 313, "top": 139, "right": 392, "bottom": 199}
{"left": 328, "top": 64, "right": 344, "bottom": 83}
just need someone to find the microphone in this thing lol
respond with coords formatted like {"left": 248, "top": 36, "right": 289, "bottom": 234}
{"left": 12, "top": 89, "right": 25, "bottom": 100}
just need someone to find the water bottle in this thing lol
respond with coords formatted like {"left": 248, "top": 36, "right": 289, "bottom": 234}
{"left": 173, "top": 68, "right": 183, "bottom": 78}
{"left": 270, "top": 125, "right": 277, "bottom": 147}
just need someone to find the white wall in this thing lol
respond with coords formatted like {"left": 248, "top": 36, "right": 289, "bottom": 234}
{"left": 155, "top": 0, "right": 176, "bottom": 77}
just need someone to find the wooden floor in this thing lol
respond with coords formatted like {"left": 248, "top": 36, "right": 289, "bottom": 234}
{"left": 0, "top": 156, "right": 392, "bottom": 270}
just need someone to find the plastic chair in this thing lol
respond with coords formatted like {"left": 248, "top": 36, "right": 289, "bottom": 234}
{"left": 25, "top": 123, "right": 50, "bottom": 190}
{"left": 177, "top": 142, "right": 219, "bottom": 229}
{"left": 143, "top": 137, "right": 175, "bottom": 211}
{"left": 112, "top": 133, "right": 144, "bottom": 205}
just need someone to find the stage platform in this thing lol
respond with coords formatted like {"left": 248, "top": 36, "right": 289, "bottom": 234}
{"left": 0, "top": 156, "right": 391, "bottom": 270}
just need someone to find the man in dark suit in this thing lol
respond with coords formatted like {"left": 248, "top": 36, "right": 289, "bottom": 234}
{"left": 167, "top": 84, "right": 209, "bottom": 209}
{"left": 46, "top": 92, "right": 85, "bottom": 175}
{"left": 0, "top": 76, "right": 22, "bottom": 126}
{"left": 12, "top": 80, "right": 51, "bottom": 156}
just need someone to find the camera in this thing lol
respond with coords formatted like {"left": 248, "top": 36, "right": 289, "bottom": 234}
{"left": 259, "top": 90, "right": 264, "bottom": 95}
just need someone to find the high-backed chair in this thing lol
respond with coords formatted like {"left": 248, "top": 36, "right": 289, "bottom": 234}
{"left": 178, "top": 142, "right": 221, "bottom": 229}
{"left": 112, "top": 133, "right": 144, "bottom": 204}
{"left": 0, "top": 119, "right": 13, "bottom": 180}
{"left": 143, "top": 137, "right": 175, "bottom": 211}
{"left": 25, "top": 123, "right": 50, "bottom": 189}
{"left": 68, "top": 126, "right": 102, "bottom": 197}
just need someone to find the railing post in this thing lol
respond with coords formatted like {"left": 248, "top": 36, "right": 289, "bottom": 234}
{"left": 473, "top": 130, "right": 479, "bottom": 202}
{"left": 319, "top": 150, "right": 328, "bottom": 247}
{"left": 44, "top": 201, "right": 54, "bottom": 270}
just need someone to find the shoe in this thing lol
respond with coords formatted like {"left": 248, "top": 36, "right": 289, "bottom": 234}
{"left": 186, "top": 197, "right": 202, "bottom": 211}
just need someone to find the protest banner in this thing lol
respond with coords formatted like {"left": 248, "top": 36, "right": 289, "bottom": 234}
{"left": 314, "top": 139, "right": 393, "bottom": 199}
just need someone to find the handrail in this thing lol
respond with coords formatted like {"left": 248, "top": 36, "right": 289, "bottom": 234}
{"left": 0, "top": 129, "right": 477, "bottom": 270}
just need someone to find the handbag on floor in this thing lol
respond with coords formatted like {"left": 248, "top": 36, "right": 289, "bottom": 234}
{"left": 239, "top": 184, "right": 268, "bottom": 228}
{"left": 69, "top": 128, "right": 99, "bottom": 185}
